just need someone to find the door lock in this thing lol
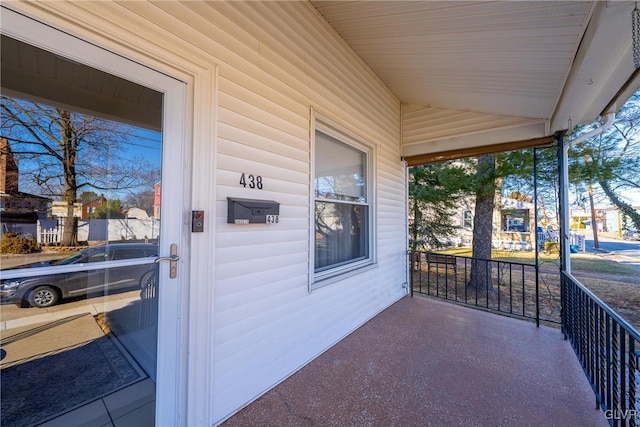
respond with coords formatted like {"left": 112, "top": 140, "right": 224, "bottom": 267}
{"left": 155, "top": 243, "right": 179, "bottom": 279}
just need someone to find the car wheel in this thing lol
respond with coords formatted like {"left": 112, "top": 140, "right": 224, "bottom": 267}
{"left": 28, "top": 286, "right": 59, "bottom": 308}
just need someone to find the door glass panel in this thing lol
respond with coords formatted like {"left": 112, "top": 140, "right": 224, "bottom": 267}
{"left": 1, "top": 36, "right": 162, "bottom": 426}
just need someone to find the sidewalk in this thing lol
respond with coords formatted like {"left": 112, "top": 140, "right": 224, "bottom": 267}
{"left": 1, "top": 294, "right": 139, "bottom": 331}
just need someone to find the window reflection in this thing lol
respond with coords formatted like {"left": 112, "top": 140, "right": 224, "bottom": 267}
{"left": 0, "top": 35, "right": 162, "bottom": 426}
{"left": 315, "top": 200, "right": 368, "bottom": 271}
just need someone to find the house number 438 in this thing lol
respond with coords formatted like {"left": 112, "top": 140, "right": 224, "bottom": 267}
{"left": 240, "top": 173, "right": 263, "bottom": 189}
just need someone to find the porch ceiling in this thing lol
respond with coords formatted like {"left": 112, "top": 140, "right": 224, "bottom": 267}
{"left": 311, "top": 1, "right": 640, "bottom": 159}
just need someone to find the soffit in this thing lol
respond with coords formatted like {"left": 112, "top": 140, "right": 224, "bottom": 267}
{"left": 311, "top": 1, "right": 639, "bottom": 157}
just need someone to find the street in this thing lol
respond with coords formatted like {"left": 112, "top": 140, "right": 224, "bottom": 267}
{"left": 579, "top": 231, "right": 640, "bottom": 271}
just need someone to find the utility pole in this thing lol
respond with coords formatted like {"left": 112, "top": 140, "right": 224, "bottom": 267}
{"left": 587, "top": 178, "right": 600, "bottom": 249}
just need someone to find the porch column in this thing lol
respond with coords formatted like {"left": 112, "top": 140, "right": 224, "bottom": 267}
{"left": 557, "top": 131, "right": 571, "bottom": 274}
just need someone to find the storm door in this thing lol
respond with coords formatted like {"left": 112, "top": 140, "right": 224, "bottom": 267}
{"left": 1, "top": 8, "right": 185, "bottom": 426}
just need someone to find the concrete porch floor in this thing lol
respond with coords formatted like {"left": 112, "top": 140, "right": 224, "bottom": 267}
{"left": 223, "top": 296, "right": 608, "bottom": 427}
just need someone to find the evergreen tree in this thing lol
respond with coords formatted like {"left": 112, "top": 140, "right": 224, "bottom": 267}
{"left": 468, "top": 155, "right": 498, "bottom": 292}
{"left": 89, "top": 199, "right": 125, "bottom": 219}
{"left": 408, "top": 161, "right": 472, "bottom": 251}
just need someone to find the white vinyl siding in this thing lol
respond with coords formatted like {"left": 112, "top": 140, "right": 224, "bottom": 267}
{"left": 11, "top": 2, "right": 407, "bottom": 425}
{"left": 211, "top": 3, "right": 405, "bottom": 415}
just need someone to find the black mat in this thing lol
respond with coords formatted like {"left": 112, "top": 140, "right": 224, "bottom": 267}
{"left": 1, "top": 335, "right": 146, "bottom": 427}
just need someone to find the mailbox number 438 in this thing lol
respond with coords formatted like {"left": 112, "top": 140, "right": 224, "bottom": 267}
{"left": 240, "top": 173, "right": 263, "bottom": 189}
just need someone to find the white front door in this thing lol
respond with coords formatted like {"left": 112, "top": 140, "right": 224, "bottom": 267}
{"left": 1, "top": 7, "right": 187, "bottom": 426}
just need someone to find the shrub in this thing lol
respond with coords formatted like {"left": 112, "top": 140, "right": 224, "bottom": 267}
{"left": 544, "top": 241, "right": 560, "bottom": 254}
{"left": 0, "top": 232, "right": 42, "bottom": 254}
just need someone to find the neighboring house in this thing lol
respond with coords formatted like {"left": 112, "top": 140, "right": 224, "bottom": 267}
{"left": 1, "top": 2, "right": 636, "bottom": 426}
{"left": 495, "top": 196, "right": 537, "bottom": 251}
{"left": 0, "top": 138, "right": 50, "bottom": 233}
{"left": 450, "top": 196, "right": 555, "bottom": 251}
{"left": 50, "top": 201, "right": 82, "bottom": 219}
{"left": 81, "top": 194, "right": 107, "bottom": 219}
{"left": 52, "top": 196, "right": 108, "bottom": 220}
{"left": 153, "top": 182, "right": 161, "bottom": 220}
{"left": 570, "top": 208, "right": 604, "bottom": 230}
{"left": 125, "top": 207, "right": 150, "bottom": 220}
{"left": 572, "top": 206, "right": 640, "bottom": 233}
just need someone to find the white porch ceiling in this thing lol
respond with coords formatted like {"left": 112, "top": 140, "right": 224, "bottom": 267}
{"left": 311, "top": 1, "right": 640, "bottom": 158}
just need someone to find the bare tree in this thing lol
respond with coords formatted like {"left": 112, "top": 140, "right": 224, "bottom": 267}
{"left": 569, "top": 95, "right": 640, "bottom": 232}
{"left": 1, "top": 96, "right": 158, "bottom": 246}
{"left": 125, "top": 166, "right": 161, "bottom": 213}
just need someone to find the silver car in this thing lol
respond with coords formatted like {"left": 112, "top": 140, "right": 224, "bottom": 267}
{"left": 0, "top": 243, "right": 157, "bottom": 308}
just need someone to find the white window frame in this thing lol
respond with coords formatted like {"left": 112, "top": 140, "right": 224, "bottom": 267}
{"left": 310, "top": 112, "right": 376, "bottom": 290}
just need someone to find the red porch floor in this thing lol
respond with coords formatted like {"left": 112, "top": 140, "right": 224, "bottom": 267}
{"left": 224, "top": 296, "right": 608, "bottom": 427}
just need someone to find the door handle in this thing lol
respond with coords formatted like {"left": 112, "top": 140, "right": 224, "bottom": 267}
{"left": 155, "top": 243, "right": 179, "bottom": 279}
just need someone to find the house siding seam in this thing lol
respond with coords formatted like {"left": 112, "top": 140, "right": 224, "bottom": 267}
{"left": 7, "top": 1, "right": 407, "bottom": 425}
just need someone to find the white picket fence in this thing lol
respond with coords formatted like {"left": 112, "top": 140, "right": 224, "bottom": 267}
{"left": 35, "top": 218, "right": 160, "bottom": 245}
{"left": 40, "top": 228, "right": 61, "bottom": 245}
{"left": 569, "top": 233, "right": 586, "bottom": 252}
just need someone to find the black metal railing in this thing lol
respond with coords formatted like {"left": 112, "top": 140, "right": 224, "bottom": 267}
{"left": 562, "top": 272, "right": 639, "bottom": 427}
{"left": 408, "top": 250, "right": 561, "bottom": 325}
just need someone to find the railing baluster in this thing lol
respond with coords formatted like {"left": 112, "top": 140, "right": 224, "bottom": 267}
{"left": 620, "top": 330, "right": 627, "bottom": 427}
{"left": 628, "top": 339, "right": 636, "bottom": 427}
{"left": 521, "top": 264, "right": 525, "bottom": 317}
{"left": 598, "top": 306, "right": 606, "bottom": 409}
{"left": 509, "top": 263, "right": 513, "bottom": 315}
{"left": 444, "top": 256, "right": 448, "bottom": 300}
{"left": 607, "top": 315, "right": 613, "bottom": 418}
{"left": 589, "top": 299, "right": 595, "bottom": 388}
{"left": 464, "top": 257, "right": 468, "bottom": 303}
{"left": 485, "top": 260, "right": 490, "bottom": 308}
{"left": 594, "top": 304, "right": 601, "bottom": 408}
{"left": 475, "top": 259, "right": 479, "bottom": 306}
{"left": 454, "top": 257, "right": 458, "bottom": 302}
{"left": 497, "top": 261, "right": 501, "bottom": 313}
{"left": 613, "top": 323, "right": 620, "bottom": 425}
{"left": 425, "top": 252, "right": 430, "bottom": 296}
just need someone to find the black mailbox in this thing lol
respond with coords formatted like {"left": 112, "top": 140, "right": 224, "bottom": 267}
{"left": 227, "top": 197, "right": 280, "bottom": 224}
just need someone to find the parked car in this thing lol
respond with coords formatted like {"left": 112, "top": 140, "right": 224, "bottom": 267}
{"left": 622, "top": 229, "right": 640, "bottom": 241}
{"left": 0, "top": 243, "right": 158, "bottom": 308}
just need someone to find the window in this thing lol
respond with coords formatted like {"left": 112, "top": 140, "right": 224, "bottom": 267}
{"left": 113, "top": 248, "right": 144, "bottom": 260}
{"left": 313, "top": 123, "right": 373, "bottom": 281}
{"left": 462, "top": 210, "right": 473, "bottom": 229}
{"left": 502, "top": 209, "right": 530, "bottom": 232}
